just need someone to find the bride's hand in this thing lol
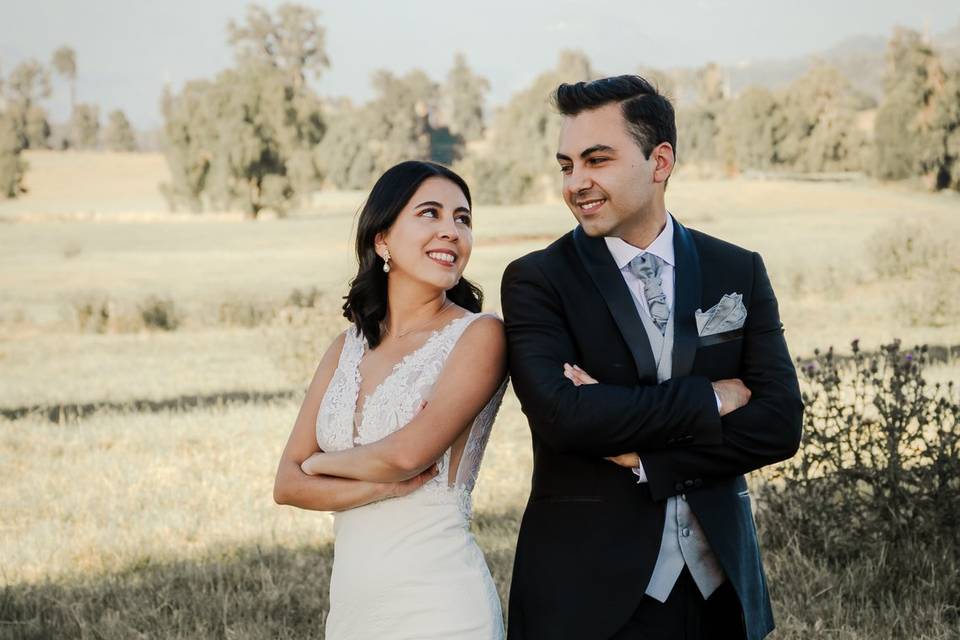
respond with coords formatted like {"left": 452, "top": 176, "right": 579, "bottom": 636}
{"left": 563, "top": 363, "right": 598, "bottom": 386}
{"left": 391, "top": 463, "right": 440, "bottom": 498}
{"left": 604, "top": 452, "right": 640, "bottom": 468}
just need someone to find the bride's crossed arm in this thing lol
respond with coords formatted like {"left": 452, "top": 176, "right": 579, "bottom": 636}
{"left": 273, "top": 332, "right": 439, "bottom": 512}
{"left": 298, "top": 315, "right": 507, "bottom": 484}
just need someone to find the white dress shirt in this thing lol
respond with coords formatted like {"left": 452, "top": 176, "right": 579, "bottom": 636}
{"left": 603, "top": 213, "right": 721, "bottom": 483}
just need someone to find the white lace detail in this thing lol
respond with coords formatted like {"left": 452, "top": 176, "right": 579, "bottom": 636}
{"left": 315, "top": 312, "right": 508, "bottom": 520}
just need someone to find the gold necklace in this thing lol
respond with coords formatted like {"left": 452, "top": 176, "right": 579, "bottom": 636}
{"left": 385, "top": 300, "right": 453, "bottom": 339}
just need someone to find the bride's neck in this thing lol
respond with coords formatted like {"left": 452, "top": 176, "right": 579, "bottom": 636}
{"left": 383, "top": 278, "right": 449, "bottom": 337}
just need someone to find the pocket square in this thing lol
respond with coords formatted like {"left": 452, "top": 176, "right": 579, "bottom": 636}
{"left": 695, "top": 293, "right": 747, "bottom": 337}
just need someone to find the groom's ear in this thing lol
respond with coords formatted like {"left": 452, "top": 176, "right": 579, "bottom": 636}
{"left": 652, "top": 142, "right": 675, "bottom": 185}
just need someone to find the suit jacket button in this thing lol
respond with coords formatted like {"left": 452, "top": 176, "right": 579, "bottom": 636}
{"left": 694, "top": 478, "right": 703, "bottom": 487}
{"left": 684, "top": 479, "right": 695, "bottom": 488}
{"left": 675, "top": 482, "right": 685, "bottom": 492}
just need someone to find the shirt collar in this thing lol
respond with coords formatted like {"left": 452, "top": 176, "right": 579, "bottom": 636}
{"left": 603, "top": 212, "right": 676, "bottom": 269}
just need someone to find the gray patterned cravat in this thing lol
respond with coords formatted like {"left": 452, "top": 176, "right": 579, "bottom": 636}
{"left": 627, "top": 252, "right": 669, "bottom": 335}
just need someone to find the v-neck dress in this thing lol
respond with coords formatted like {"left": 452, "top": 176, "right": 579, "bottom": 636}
{"left": 315, "top": 311, "right": 508, "bottom": 639}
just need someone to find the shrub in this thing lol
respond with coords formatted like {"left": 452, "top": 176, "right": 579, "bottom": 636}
{"left": 761, "top": 340, "right": 960, "bottom": 565}
{"left": 139, "top": 296, "right": 179, "bottom": 331}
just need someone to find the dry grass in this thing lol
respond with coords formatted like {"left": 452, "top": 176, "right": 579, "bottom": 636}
{"left": 1, "top": 153, "right": 959, "bottom": 638}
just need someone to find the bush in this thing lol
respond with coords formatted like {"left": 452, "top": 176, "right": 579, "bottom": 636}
{"left": 139, "top": 296, "right": 179, "bottom": 331}
{"left": 761, "top": 340, "right": 960, "bottom": 565}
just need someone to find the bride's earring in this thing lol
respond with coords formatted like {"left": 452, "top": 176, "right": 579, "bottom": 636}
{"left": 382, "top": 248, "right": 391, "bottom": 273}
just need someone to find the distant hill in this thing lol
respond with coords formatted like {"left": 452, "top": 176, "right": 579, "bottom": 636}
{"left": 667, "top": 20, "right": 960, "bottom": 105}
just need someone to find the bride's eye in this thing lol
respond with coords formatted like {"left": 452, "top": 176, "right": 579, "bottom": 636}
{"left": 418, "top": 208, "right": 438, "bottom": 218}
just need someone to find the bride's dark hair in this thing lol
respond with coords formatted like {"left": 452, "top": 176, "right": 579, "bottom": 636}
{"left": 342, "top": 161, "right": 483, "bottom": 348}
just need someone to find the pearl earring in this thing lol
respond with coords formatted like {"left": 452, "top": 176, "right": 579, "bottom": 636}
{"left": 382, "top": 249, "right": 391, "bottom": 273}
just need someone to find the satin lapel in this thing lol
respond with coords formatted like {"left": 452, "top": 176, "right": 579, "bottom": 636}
{"left": 572, "top": 226, "right": 658, "bottom": 383}
{"left": 671, "top": 219, "right": 702, "bottom": 378}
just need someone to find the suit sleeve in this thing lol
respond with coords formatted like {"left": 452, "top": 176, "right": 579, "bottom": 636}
{"left": 639, "top": 252, "right": 804, "bottom": 500}
{"left": 501, "top": 255, "right": 722, "bottom": 458}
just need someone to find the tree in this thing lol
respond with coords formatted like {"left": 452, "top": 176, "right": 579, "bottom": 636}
{"left": 69, "top": 103, "right": 99, "bottom": 149}
{"left": 931, "top": 69, "right": 960, "bottom": 190}
{"left": 161, "top": 3, "right": 327, "bottom": 217}
{"left": 51, "top": 45, "right": 77, "bottom": 111}
{"left": 716, "top": 87, "right": 785, "bottom": 172}
{"left": 4, "top": 59, "right": 51, "bottom": 149}
{"left": 316, "top": 69, "right": 438, "bottom": 189}
{"left": 457, "top": 50, "right": 593, "bottom": 204}
{"left": 228, "top": 3, "right": 329, "bottom": 91}
{"left": 160, "top": 81, "right": 215, "bottom": 212}
{"left": 0, "top": 110, "right": 27, "bottom": 198}
{"left": 102, "top": 109, "right": 138, "bottom": 151}
{"left": 873, "top": 28, "right": 947, "bottom": 185}
{"left": 442, "top": 53, "right": 489, "bottom": 142}
{"left": 777, "top": 64, "right": 867, "bottom": 172}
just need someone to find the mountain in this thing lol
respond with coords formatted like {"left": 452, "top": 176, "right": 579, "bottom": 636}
{"left": 667, "top": 21, "right": 960, "bottom": 105}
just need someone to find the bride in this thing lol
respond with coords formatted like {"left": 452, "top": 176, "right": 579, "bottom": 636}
{"left": 273, "top": 160, "right": 509, "bottom": 639}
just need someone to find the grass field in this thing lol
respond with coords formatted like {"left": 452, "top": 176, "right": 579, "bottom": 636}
{"left": 1, "top": 152, "right": 959, "bottom": 638}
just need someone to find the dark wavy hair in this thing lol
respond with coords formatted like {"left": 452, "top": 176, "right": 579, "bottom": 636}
{"left": 342, "top": 161, "right": 484, "bottom": 349}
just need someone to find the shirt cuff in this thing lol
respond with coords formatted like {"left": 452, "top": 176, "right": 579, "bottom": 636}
{"left": 632, "top": 463, "right": 647, "bottom": 484}
{"left": 714, "top": 389, "right": 722, "bottom": 413}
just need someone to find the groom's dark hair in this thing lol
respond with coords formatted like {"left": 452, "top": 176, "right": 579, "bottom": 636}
{"left": 553, "top": 75, "right": 677, "bottom": 163}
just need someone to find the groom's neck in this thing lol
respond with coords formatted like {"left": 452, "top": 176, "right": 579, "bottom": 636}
{"left": 616, "top": 203, "right": 668, "bottom": 250}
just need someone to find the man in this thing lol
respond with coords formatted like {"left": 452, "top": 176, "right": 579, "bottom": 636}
{"left": 501, "top": 75, "right": 803, "bottom": 639}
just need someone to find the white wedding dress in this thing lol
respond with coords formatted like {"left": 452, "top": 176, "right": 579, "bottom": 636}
{"left": 315, "top": 311, "right": 508, "bottom": 640}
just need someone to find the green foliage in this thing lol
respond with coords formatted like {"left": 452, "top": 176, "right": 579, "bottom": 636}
{"left": 457, "top": 50, "right": 593, "bottom": 204}
{"left": 442, "top": 53, "right": 489, "bottom": 142}
{"left": 51, "top": 45, "right": 77, "bottom": 111}
{"left": 69, "top": 103, "right": 99, "bottom": 149}
{"left": 932, "top": 67, "right": 960, "bottom": 189}
{"left": 776, "top": 64, "right": 868, "bottom": 172}
{"left": 763, "top": 341, "right": 960, "bottom": 566}
{"left": 872, "top": 28, "right": 960, "bottom": 190}
{"left": 139, "top": 296, "right": 179, "bottom": 331}
{"left": 102, "top": 109, "right": 137, "bottom": 151}
{"left": 3, "top": 59, "right": 51, "bottom": 149}
{"left": 676, "top": 103, "right": 722, "bottom": 166}
{"left": 0, "top": 109, "right": 27, "bottom": 199}
{"left": 316, "top": 69, "right": 440, "bottom": 190}
{"left": 160, "top": 3, "right": 327, "bottom": 217}
{"left": 227, "top": 3, "right": 329, "bottom": 91}
{"left": 716, "top": 87, "right": 784, "bottom": 171}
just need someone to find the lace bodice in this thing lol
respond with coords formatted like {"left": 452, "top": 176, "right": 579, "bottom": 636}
{"left": 316, "top": 312, "right": 508, "bottom": 518}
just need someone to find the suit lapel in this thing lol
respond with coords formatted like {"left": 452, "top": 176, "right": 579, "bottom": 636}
{"left": 572, "top": 226, "right": 658, "bottom": 383}
{"left": 671, "top": 219, "right": 701, "bottom": 378}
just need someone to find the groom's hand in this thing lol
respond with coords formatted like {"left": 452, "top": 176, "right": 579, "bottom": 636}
{"left": 712, "top": 379, "right": 752, "bottom": 416}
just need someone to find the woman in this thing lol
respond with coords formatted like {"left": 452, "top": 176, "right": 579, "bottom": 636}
{"left": 273, "top": 161, "right": 508, "bottom": 639}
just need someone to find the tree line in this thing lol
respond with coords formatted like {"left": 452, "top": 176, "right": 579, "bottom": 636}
{"left": 2, "top": 5, "right": 958, "bottom": 208}
{"left": 0, "top": 45, "right": 138, "bottom": 197}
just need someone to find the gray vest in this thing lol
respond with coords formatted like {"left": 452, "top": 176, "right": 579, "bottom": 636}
{"left": 637, "top": 303, "right": 726, "bottom": 602}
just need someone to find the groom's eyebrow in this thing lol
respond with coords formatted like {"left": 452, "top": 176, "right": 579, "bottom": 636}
{"left": 579, "top": 144, "right": 614, "bottom": 158}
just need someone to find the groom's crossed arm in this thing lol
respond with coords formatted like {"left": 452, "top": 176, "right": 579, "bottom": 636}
{"left": 501, "top": 256, "right": 722, "bottom": 458}
{"left": 638, "top": 253, "right": 804, "bottom": 500}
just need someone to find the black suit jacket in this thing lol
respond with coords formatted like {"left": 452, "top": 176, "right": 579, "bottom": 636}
{"left": 501, "top": 219, "right": 803, "bottom": 640}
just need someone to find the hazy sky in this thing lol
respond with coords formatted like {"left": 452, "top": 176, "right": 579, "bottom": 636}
{"left": 2, "top": 0, "right": 958, "bottom": 129}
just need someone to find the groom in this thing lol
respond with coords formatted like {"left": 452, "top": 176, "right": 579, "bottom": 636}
{"left": 500, "top": 76, "right": 803, "bottom": 639}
